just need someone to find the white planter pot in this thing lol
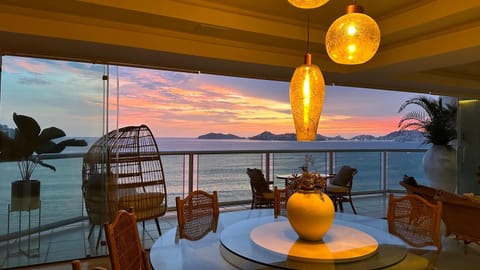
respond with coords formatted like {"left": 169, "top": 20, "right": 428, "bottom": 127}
{"left": 422, "top": 145, "right": 457, "bottom": 192}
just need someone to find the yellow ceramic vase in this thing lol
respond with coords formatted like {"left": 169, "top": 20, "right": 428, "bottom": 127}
{"left": 286, "top": 190, "right": 335, "bottom": 241}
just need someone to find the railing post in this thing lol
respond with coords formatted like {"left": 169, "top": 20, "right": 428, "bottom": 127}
{"left": 327, "top": 151, "right": 334, "bottom": 175}
{"left": 188, "top": 153, "right": 194, "bottom": 194}
{"left": 265, "top": 152, "right": 271, "bottom": 182}
{"left": 381, "top": 151, "right": 387, "bottom": 194}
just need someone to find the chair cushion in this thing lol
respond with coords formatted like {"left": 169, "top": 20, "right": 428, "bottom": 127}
{"left": 118, "top": 192, "right": 165, "bottom": 220}
{"left": 326, "top": 184, "right": 349, "bottom": 193}
{"left": 262, "top": 192, "right": 274, "bottom": 199}
{"left": 331, "top": 166, "right": 356, "bottom": 186}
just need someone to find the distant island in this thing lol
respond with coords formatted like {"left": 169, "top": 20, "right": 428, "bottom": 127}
{"left": 198, "top": 132, "right": 245, "bottom": 140}
{"left": 198, "top": 130, "right": 424, "bottom": 142}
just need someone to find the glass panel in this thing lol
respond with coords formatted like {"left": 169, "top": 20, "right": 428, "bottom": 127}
{"left": 161, "top": 154, "right": 186, "bottom": 208}
{"left": 335, "top": 152, "right": 382, "bottom": 192}
{"left": 0, "top": 56, "right": 105, "bottom": 239}
{"left": 273, "top": 152, "right": 328, "bottom": 187}
{"left": 386, "top": 151, "right": 426, "bottom": 190}
{"left": 197, "top": 153, "right": 262, "bottom": 203}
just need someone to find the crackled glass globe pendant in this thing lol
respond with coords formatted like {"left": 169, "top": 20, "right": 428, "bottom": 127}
{"left": 288, "top": 0, "right": 329, "bottom": 9}
{"left": 326, "top": 4, "right": 380, "bottom": 65}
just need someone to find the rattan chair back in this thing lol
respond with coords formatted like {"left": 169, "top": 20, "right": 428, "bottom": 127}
{"left": 274, "top": 184, "right": 297, "bottom": 218}
{"left": 104, "top": 208, "right": 152, "bottom": 270}
{"left": 176, "top": 190, "right": 219, "bottom": 240}
{"left": 387, "top": 193, "right": 443, "bottom": 269}
{"left": 388, "top": 193, "right": 442, "bottom": 251}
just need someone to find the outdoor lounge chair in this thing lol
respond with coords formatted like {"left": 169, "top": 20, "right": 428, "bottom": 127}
{"left": 82, "top": 125, "right": 167, "bottom": 248}
{"left": 400, "top": 177, "right": 480, "bottom": 245}
{"left": 247, "top": 168, "right": 274, "bottom": 209}
{"left": 325, "top": 166, "right": 358, "bottom": 214}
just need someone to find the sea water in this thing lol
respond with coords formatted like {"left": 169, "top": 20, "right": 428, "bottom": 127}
{"left": 0, "top": 138, "right": 427, "bottom": 235}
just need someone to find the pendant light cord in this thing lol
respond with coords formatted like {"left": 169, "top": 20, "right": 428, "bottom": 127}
{"left": 306, "top": 15, "right": 310, "bottom": 52}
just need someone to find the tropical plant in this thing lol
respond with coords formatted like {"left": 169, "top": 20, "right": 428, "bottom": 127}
{"left": 290, "top": 171, "right": 326, "bottom": 191}
{"left": 0, "top": 112, "right": 88, "bottom": 180}
{"left": 398, "top": 96, "right": 457, "bottom": 147}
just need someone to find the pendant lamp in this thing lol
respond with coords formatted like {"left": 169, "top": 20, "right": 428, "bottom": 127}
{"left": 288, "top": 0, "right": 329, "bottom": 9}
{"left": 290, "top": 19, "right": 325, "bottom": 141}
{"left": 325, "top": 4, "right": 380, "bottom": 65}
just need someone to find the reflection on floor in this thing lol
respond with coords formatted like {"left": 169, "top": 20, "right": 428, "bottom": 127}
{"left": 2, "top": 194, "right": 480, "bottom": 270}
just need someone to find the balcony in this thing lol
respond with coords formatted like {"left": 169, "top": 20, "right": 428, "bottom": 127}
{"left": 0, "top": 146, "right": 445, "bottom": 269}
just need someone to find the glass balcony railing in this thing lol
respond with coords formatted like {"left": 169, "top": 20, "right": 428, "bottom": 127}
{"left": 0, "top": 148, "right": 426, "bottom": 247}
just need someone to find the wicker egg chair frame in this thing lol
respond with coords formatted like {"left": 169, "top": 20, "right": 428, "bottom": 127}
{"left": 82, "top": 125, "right": 167, "bottom": 247}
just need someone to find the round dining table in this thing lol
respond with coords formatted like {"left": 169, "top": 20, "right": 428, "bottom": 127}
{"left": 149, "top": 209, "right": 407, "bottom": 269}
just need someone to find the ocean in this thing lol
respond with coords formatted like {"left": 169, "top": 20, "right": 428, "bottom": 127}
{"left": 0, "top": 138, "right": 427, "bottom": 235}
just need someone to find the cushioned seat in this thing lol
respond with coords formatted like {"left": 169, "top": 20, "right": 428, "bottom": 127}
{"left": 325, "top": 166, "right": 358, "bottom": 214}
{"left": 118, "top": 192, "right": 165, "bottom": 220}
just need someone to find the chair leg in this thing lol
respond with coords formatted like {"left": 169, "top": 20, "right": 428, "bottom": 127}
{"left": 349, "top": 195, "right": 357, "bottom": 215}
{"left": 154, "top": 218, "right": 162, "bottom": 235}
{"left": 88, "top": 224, "right": 95, "bottom": 239}
{"left": 339, "top": 199, "right": 344, "bottom": 212}
{"left": 96, "top": 226, "right": 103, "bottom": 249}
{"left": 332, "top": 197, "right": 338, "bottom": 212}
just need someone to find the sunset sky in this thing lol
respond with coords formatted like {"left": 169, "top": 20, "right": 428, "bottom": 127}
{"left": 0, "top": 56, "right": 433, "bottom": 139}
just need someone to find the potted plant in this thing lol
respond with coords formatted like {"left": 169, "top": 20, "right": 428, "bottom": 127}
{"left": 398, "top": 96, "right": 457, "bottom": 191}
{"left": 0, "top": 112, "right": 88, "bottom": 211}
{"left": 286, "top": 170, "right": 334, "bottom": 241}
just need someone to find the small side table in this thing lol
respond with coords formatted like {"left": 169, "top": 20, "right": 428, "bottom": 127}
{"left": 7, "top": 201, "right": 41, "bottom": 257}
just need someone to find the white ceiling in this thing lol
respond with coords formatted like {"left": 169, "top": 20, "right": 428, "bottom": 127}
{"left": 0, "top": 0, "right": 479, "bottom": 97}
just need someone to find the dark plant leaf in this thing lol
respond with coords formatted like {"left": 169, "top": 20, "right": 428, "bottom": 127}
{"left": 36, "top": 138, "right": 88, "bottom": 154}
{"left": 38, "top": 127, "right": 66, "bottom": 142}
{"left": 13, "top": 113, "right": 41, "bottom": 141}
{"left": 37, "top": 159, "right": 56, "bottom": 172}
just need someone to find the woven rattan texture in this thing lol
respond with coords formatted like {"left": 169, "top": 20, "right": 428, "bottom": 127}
{"left": 273, "top": 184, "right": 297, "bottom": 218}
{"left": 104, "top": 209, "right": 152, "bottom": 270}
{"left": 388, "top": 194, "right": 442, "bottom": 251}
{"left": 401, "top": 180, "right": 480, "bottom": 244}
{"left": 82, "top": 125, "right": 167, "bottom": 225}
{"left": 176, "top": 190, "right": 219, "bottom": 241}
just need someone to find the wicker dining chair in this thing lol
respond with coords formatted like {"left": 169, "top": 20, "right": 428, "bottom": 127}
{"left": 325, "top": 166, "right": 358, "bottom": 214}
{"left": 246, "top": 168, "right": 274, "bottom": 209}
{"left": 273, "top": 184, "right": 297, "bottom": 218}
{"left": 386, "top": 193, "right": 442, "bottom": 270}
{"left": 176, "top": 190, "right": 219, "bottom": 241}
{"left": 71, "top": 260, "right": 107, "bottom": 270}
{"left": 82, "top": 125, "right": 167, "bottom": 248}
{"left": 104, "top": 208, "right": 152, "bottom": 270}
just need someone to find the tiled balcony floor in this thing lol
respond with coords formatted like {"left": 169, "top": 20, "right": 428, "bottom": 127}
{"left": 3, "top": 194, "right": 480, "bottom": 270}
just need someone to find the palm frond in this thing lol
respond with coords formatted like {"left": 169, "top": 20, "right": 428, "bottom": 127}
{"left": 398, "top": 96, "right": 456, "bottom": 146}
